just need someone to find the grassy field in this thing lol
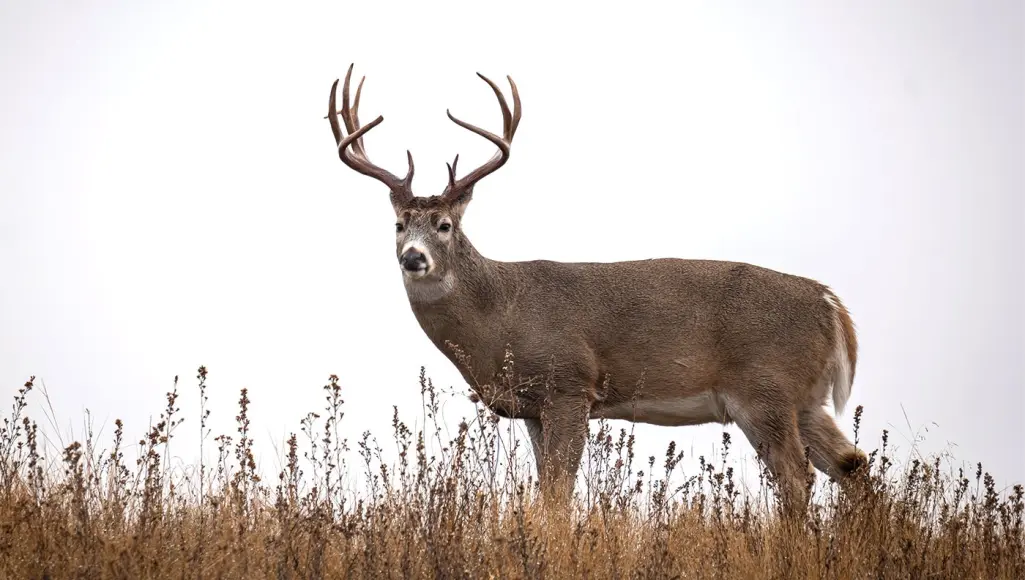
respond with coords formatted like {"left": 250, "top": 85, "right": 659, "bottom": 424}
{"left": 1, "top": 368, "right": 1022, "bottom": 579}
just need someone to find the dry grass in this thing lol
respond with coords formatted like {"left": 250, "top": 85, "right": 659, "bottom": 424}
{"left": 1, "top": 368, "right": 1022, "bottom": 579}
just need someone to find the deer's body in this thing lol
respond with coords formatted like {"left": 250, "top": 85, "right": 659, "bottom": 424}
{"left": 325, "top": 65, "right": 867, "bottom": 509}
{"left": 408, "top": 248, "right": 849, "bottom": 422}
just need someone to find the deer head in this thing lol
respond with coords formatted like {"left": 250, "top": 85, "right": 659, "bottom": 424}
{"left": 326, "top": 64, "right": 520, "bottom": 290}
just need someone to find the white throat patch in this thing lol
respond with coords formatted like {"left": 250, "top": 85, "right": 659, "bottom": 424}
{"left": 404, "top": 271, "right": 456, "bottom": 303}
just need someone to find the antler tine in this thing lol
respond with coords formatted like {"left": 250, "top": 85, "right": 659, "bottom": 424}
{"left": 446, "top": 154, "right": 460, "bottom": 190}
{"left": 476, "top": 73, "right": 513, "bottom": 139}
{"left": 442, "top": 73, "right": 522, "bottom": 200}
{"left": 507, "top": 75, "right": 522, "bottom": 138}
{"left": 341, "top": 66, "right": 369, "bottom": 158}
{"left": 326, "top": 65, "right": 414, "bottom": 200}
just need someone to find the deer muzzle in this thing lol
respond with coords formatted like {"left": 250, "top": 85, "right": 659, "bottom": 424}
{"left": 399, "top": 248, "right": 429, "bottom": 274}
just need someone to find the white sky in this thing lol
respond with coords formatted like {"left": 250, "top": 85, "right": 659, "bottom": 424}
{"left": 1, "top": 1, "right": 1022, "bottom": 490}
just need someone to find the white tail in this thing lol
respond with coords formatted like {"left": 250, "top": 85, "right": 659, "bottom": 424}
{"left": 824, "top": 290, "right": 858, "bottom": 416}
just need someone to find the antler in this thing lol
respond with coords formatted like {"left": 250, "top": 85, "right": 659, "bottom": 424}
{"left": 441, "top": 73, "right": 521, "bottom": 201}
{"left": 326, "top": 64, "right": 415, "bottom": 204}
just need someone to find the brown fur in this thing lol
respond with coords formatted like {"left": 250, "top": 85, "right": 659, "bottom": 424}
{"left": 325, "top": 66, "right": 865, "bottom": 510}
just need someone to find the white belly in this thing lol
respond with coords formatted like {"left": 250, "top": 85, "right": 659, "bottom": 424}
{"left": 591, "top": 391, "right": 730, "bottom": 426}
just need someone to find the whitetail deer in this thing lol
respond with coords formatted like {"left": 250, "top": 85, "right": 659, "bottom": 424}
{"left": 325, "top": 64, "right": 867, "bottom": 509}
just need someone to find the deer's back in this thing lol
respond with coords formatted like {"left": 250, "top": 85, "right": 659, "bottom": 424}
{"left": 510, "top": 257, "right": 831, "bottom": 330}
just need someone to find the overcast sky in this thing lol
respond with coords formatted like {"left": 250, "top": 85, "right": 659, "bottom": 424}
{"left": 1, "top": 1, "right": 1022, "bottom": 491}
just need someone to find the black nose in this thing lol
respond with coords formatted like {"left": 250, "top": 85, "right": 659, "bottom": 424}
{"left": 400, "top": 249, "right": 428, "bottom": 272}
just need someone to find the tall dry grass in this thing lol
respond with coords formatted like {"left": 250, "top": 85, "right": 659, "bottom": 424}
{"left": 1, "top": 367, "right": 1022, "bottom": 579}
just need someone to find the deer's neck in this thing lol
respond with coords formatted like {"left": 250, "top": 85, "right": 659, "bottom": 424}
{"left": 403, "top": 239, "right": 514, "bottom": 362}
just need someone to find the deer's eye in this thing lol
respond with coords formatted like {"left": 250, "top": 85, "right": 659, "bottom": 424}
{"left": 438, "top": 222, "right": 452, "bottom": 233}
{"left": 395, "top": 223, "right": 404, "bottom": 233}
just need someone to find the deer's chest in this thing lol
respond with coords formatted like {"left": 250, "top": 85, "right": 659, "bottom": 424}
{"left": 411, "top": 307, "right": 510, "bottom": 375}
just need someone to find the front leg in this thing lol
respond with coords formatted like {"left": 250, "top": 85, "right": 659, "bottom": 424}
{"left": 523, "top": 417, "right": 545, "bottom": 475}
{"left": 529, "top": 392, "right": 591, "bottom": 504}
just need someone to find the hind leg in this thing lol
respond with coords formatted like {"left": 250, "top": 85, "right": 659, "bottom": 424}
{"left": 798, "top": 406, "right": 867, "bottom": 481}
{"left": 727, "top": 394, "right": 811, "bottom": 514}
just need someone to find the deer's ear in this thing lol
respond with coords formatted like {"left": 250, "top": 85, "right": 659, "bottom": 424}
{"left": 448, "top": 189, "right": 473, "bottom": 219}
